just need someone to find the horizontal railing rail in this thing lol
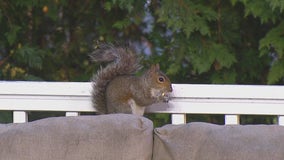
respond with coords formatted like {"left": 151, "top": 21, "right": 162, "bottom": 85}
{"left": 1, "top": 81, "right": 284, "bottom": 125}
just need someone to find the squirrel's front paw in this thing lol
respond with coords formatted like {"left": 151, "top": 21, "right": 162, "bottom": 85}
{"left": 162, "top": 92, "right": 171, "bottom": 103}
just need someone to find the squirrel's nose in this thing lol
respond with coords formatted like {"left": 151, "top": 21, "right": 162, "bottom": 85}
{"left": 169, "top": 85, "right": 173, "bottom": 92}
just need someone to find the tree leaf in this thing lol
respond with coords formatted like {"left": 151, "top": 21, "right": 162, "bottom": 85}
{"left": 5, "top": 25, "right": 21, "bottom": 45}
{"left": 267, "top": 59, "right": 284, "bottom": 84}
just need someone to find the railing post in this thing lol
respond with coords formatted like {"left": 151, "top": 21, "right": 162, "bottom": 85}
{"left": 278, "top": 116, "right": 284, "bottom": 126}
{"left": 171, "top": 114, "right": 186, "bottom": 124}
{"left": 65, "top": 112, "right": 80, "bottom": 116}
{"left": 13, "top": 111, "right": 28, "bottom": 123}
{"left": 225, "top": 115, "right": 240, "bottom": 125}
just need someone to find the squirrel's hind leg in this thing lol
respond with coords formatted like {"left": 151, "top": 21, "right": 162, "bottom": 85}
{"left": 107, "top": 100, "right": 133, "bottom": 114}
{"left": 128, "top": 99, "right": 145, "bottom": 116}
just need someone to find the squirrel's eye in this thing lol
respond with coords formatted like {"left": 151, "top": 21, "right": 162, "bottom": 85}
{"left": 158, "top": 76, "right": 165, "bottom": 83}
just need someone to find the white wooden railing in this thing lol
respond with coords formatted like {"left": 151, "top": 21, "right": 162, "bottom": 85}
{"left": 1, "top": 81, "right": 284, "bottom": 125}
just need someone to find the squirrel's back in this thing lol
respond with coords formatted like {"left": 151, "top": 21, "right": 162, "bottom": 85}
{"left": 90, "top": 44, "right": 141, "bottom": 114}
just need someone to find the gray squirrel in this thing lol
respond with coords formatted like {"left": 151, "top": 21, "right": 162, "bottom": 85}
{"left": 90, "top": 44, "right": 172, "bottom": 116}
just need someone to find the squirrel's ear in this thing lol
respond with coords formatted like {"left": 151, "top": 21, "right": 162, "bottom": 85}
{"left": 150, "top": 64, "right": 160, "bottom": 72}
{"left": 155, "top": 64, "right": 160, "bottom": 70}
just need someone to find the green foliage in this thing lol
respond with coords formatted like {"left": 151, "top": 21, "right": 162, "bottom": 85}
{"left": 240, "top": 115, "right": 277, "bottom": 124}
{"left": 0, "top": 112, "right": 12, "bottom": 123}
{"left": 112, "top": 18, "right": 132, "bottom": 29}
{"left": 146, "top": 113, "right": 171, "bottom": 127}
{"left": 111, "top": 0, "right": 137, "bottom": 12}
{"left": 157, "top": 0, "right": 217, "bottom": 37}
{"left": 189, "top": 43, "right": 236, "bottom": 74}
{"left": 266, "top": 59, "right": 284, "bottom": 84}
{"left": 211, "top": 70, "right": 237, "bottom": 84}
{"left": 259, "top": 22, "right": 284, "bottom": 57}
{"left": 5, "top": 25, "right": 21, "bottom": 45}
{"left": 269, "top": 0, "right": 284, "bottom": 12}
{"left": 2, "top": 0, "right": 282, "bottom": 84}
{"left": 15, "top": 45, "right": 45, "bottom": 70}
{"left": 238, "top": 0, "right": 281, "bottom": 23}
{"left": 0, "top": 0, "right": 145, "bottom": 81}
{"left": 259, "top": 22, "right": 284, "bottom": 84}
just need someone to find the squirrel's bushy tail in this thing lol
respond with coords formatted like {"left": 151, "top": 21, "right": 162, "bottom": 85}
{"left": 90, "top": 44, "right": 141, "bottom": 114}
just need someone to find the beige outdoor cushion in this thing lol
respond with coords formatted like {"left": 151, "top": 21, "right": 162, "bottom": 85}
{"left": 0, "top": 114, "right": 153, "bottom": 160}
{"left": 153, "top": 122, "right": 284, "bottom": 160}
